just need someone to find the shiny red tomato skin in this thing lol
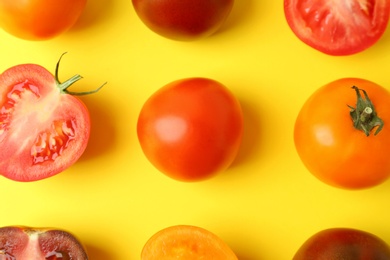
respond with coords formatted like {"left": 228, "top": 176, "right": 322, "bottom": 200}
{"left": 137, "top": 78, "right": 243, "bottom": 182}
{"left": 293, "top": 228, "right": 390, "bottom": 260}
{"left": 284, "top": 0, "right": 390, "bottom": 55}
{"left": 132, "top": 0, "right": 234, "bottom": 41}
{"left": 294, "top": 78, "right": 390, "bottom": 189}
{"left": 0, "top": 63, "right": 90, "bottom": 182}
{"left": 0, "top": 0, "right": 87, "bottom": 40}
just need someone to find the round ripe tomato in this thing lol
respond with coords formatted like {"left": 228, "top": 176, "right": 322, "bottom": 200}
{"left": 0, "top": 0, "right": 87, "bottom": 40}
{"left": 137, "top": 78, "right": 243, "bottom": 182}
{"left": 284, "top": 0, "right": 390, "bottom": 55}
{"left": 0, "top": 54, "right": 103, "bottom": 182}
{"left": 132, "top": 0, "right": 234, "bottom": 41}
{"left": 294, "top": 78, "right": 390, "bottom": 189}
{"left": 141, "top": 225, "right": 238, "bottom": 260}
{"left": 293, "top": 228, "right": 390, "bottom": 260}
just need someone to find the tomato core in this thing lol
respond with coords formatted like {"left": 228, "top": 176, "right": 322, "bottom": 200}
{"left": 0, "top": 81, "right": 40, "bottom": 135}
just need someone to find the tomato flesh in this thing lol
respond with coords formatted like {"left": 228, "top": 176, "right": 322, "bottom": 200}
{"left": 141, "top": 225, "right": 238, "bottom": 260}
{"left": 0, "top": 63, "right": 90, "bottom": 181}
{"left": 0, "top": 226, "right": 88, "bottom": 260}
{"left": 284, "top": 0, "right": 390, "bottom": 55}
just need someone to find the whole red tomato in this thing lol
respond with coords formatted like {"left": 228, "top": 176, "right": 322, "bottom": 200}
{"left": 294, "top": 78, "right": 390, "bottom": 189}
{"left": 0, "top": 226, "right": 88, "bottom": 259}
{"left": 0, "top": 54, "right": 104, "bottom": 182}
{"left": 284, "top": 0, "right": 390, "bottom": 55}
{"left": 132, "top": 0, "right": 234, "bottom": 41}
{"left": 0, "top": 0, "right": 87, "bottom": 40}
{"left": 293, "top": 228, "right": 390, "bottom": 260}
{"left": 137, "top": 78, "right": 243, "bottom": 182}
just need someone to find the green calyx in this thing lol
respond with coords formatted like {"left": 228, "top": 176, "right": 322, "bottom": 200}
{"left": 55, "top": 52, "right": 106, "bottom": 95}
{"left": 348, "top": 86, "right": 384, "bottom": 136}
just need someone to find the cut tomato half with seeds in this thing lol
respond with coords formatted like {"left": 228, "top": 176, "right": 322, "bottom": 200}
{"left": 0, "top": 54, "right": 105, "bottom": 182}
{"left": 284, "top": 0, "right": 390, "bottom": 55}
{"left": 0, "top": 226, "right": 88, "bottom": 259}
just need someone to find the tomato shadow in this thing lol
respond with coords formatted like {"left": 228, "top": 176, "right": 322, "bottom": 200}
{"left": 369, "top": 26, "right": 390, "bottom": 56}
{"left": 216, "top": 0, "right": 255, "bottom": 36}
{"left": 230, "top": 98, "right": 263, "bottom": 170}
{"left": 78, "top": 95, "right": 117, "bottom": 162}
{"left": 235, "top": 252, "right": 257, "bottom": 260}
{"left": 70, "top": 0, "right": 117, "bottom": 31}
{"left": 85, "top": 243, "right": 115, "bottom": 260}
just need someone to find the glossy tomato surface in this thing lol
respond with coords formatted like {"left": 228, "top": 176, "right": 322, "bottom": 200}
{"left": 132, "top": 0, "right": 234, "bottom": 41}
{"left": 293, "top": 228, "right": 390, "bottom": 260}
{"left": 0, "top": 61, "right": 91, "bottom": 181}
{"left": 284, "top": 0, "right": 390, "bottom": 55}
{"left": 0, "top": 0, "right": 87, "bottom": 40}
{"left": 141, "top": 225, "right": 238, "bottom": 260}
{"left": 294, "top": 78, "right": 390, "bottom": 189}
{"left": 137, "top": 78, "right": 243, "bottom": 182}
{"left": 0, "top": 226, "right": 88, "bottom": 259}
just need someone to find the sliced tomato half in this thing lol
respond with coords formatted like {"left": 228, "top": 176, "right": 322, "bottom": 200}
{"left": 284, "top": 0, "right": 390, "bottom": 55}
{"left": 0, "top": 55, "right": 103, "bottom": 181}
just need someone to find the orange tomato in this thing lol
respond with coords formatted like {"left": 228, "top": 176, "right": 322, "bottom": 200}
{"left": 0, "top": 0, "right": 87, "bottom": 40}
{"left": 294, "top": 78, "right": 390, "bottom": 189}
{"left": 141, "top": 225, "right": 238, "bottom": 259}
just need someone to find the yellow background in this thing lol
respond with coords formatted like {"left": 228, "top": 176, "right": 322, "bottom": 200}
{"left": 1, "top": 1, "right": 390, "bottom": 259}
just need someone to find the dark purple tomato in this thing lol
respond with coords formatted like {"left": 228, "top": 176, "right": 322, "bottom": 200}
{"left": 294, "top": 228, "right": 390, "bottom": 260}
{"left": 132, "top": 0, "right": 234, "bottom": 41}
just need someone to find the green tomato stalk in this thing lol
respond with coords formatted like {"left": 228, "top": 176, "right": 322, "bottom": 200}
{"left": 349, "top": 86, "right": 384, "bottom": 136}
{"left": 55, "top": 52, "right": 106, "bottom": 96}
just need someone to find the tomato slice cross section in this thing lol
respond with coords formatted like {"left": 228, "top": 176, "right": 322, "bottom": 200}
{"left": 0, "top": 55, "right": 104, "bottom": 181}
{"left": 0, "top": 226, "right": 88, "bottom": 260}
{"left": 141, "top": 225, "right": 238, "bottom": 259}
{"left": 284, "top": 0, "right": 390, "bottom": 55}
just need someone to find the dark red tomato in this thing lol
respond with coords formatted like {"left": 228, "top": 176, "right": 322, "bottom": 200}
{"left": 293, "top": 228, "right": 390, "bottom": 260}
{"left": 284, "top": 0, "right": 390, "bottom": 55}
{"left": 0, "top": 226, "right": 88, "bottom": 259}
{"left": 0, "top": 0, "right": 87, "bottom": 40}
{"left": 137, "top": 78, "right": 243, "bottom": 182}
{"left": 132, "top": 0, "right": 234, "bottom": 41}
{"left": 0, "top": 54, "right": 103, "bottom": 182}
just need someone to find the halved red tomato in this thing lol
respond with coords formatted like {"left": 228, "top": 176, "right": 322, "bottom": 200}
{"left": 0, "top": 54, "right": 104, "bottom": 182}
{"left": 284, "top": 0, "right": 390, "bottom": 55}
{"left": 0, "top": 226, "right": 88, "bottom": 259}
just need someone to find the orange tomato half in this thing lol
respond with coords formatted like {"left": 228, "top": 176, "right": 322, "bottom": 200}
{"left": 141, "top": 225, "right": 238, "bottom": 259}
{"left": 294, "top": 78, "right": 390, "bottom": 189}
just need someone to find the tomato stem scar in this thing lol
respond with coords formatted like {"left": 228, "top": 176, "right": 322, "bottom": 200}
{"left": 348, "top": 86, "right": 384, "bottom": 136}
{"left": 55, "top": 52, "right": 107, "bottom": 96}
